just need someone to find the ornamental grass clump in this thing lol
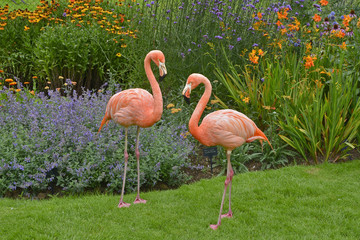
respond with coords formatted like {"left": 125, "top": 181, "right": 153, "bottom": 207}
{"left": 0, "top": 86, "right": 195, "bottom": 197}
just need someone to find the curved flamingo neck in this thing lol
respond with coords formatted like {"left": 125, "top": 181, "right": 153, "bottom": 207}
{"left": 189, "top": 76, "right": 212, "bottom": 139}
{"left": 144, "top": 54, "right": 163, "bottom": 119}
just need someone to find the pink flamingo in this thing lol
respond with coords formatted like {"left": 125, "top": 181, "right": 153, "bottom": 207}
{"left": 182, "top": 73, "right": 272, "bottom": 230}
{"left": 98, "top": 50, "right": 167, "bottom": 208}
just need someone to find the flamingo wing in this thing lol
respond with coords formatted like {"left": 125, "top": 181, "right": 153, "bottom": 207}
{"left": 200, "top": 109, "right": 258, "bottom": 149}
{"left": 106, "top": 88, "right": 155, "bottom": 127}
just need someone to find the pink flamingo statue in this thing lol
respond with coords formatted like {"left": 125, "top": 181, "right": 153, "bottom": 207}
{"left": 98, "top": 50, "right": 167, "bottom": 208}
{"left": 182, "top": 73, "right": 272, "bottom": 230}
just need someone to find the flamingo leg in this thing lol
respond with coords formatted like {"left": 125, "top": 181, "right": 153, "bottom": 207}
{"left": 221, "top": 150, "right": 234, "bottom": 218}
{"left": 210, "top": 150, "right": 234, "bottom": 230}
{"left": 134, "top": 126, "right": 146, "bottom": 204}
{"left": 118, "top": 128, "right": 131, "bottom": 208}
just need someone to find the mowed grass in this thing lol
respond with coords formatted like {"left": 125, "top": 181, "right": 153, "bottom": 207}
{"left": 1, "top": 160, "right": 360, "bottom": 239}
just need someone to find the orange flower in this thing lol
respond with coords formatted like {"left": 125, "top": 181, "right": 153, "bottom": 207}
{"left": 342, "top": 15, "right": 352, "bottom": 27}
{"left": 276, "top": 20, "right": 282, "bottom": 26}
{"left": 258, "top": 49, "right": 265, "bottom": 56}
{"left": 32, "top": 76, "right": 38, "bottom": 79}
{"left": 5, "top": 78, "right": 13, "bottom": 82}
{"left": 319, "top": 0, "right": 328, "bottom": 6}
{"left": 249, "top": 49, "right": 259, "bottom": 64}
{"left": 0, "top": 70, "right": 3, "bottom": 73}
{"left": 306, "top": 42, "right": 312, "bottom": 53}
{"left": 280, "top": 28, "right": 287, "bottom": 35}
{"left": 257, "top": 12, "right": 263, "bottom": 20}
{"left": 288, "top": 17, "right": 300, "bottom": 31}
{"left": 340, "top": 42, "right": 347, "bottom": 50}
{"left": 313, "top": 14, "right": 321, "bottom": 22}
{"left": 304, "top": 55, "right": 317, "bottom": 69}
{"left": 16, "top": 89, "right": 21, "bottom": 92}
{"left": 24, "top": 82, "right": 30, "bottom": 84}
{"left": 9, "top": 82, "right": 17, "bottom": 86}
{"left": 277, "top": 8, "right": 289, "bottom": 20}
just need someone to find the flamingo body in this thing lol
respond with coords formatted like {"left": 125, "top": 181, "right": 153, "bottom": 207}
{"left": 192, "top": 109, "right": 267, "bottom": 150}
{"left": 182, "top": 73, "right": 271, "bottom": 230}
{"left": 100, "top": 88, "right": 160, "bottom": 128}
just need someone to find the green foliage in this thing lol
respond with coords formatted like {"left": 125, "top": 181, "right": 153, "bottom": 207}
{"left": 32, "top": 23, "right": 124, "bottom": 90}
{"left": 278, "top": 71, "right": 360, "bottom": 163}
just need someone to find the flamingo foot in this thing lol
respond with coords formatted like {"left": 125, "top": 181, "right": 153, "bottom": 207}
{"left": 210, "top": 224, "right": 220, "bottom": 230}
{"left": 221, "top": 211, "right": 233, "bottom": 218}
{"left": 118, "top": 201, "right": 131, "bottom": 208}
{"left": 133, "top": 197, "right": 147, "bottom": 204}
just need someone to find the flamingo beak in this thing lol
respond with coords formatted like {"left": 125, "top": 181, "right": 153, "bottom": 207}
{"left": 159, "top": 61, "right": 167, "bottom": 82}
{"left": 182, "top": 83, "right": 191, "bottom": 104}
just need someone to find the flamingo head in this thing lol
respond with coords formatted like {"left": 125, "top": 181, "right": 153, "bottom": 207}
{"left": 182, "top": 73, "right": 204, "bottom": 104}
{"left": 149, "top": 50, "right": 167, "bottom": 81}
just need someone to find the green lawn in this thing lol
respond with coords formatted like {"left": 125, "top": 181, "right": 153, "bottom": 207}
{"left": 1, "top": 160, "right": 360, "bottom": 239}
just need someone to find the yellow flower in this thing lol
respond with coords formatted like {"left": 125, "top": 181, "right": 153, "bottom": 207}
{"left": 121, "top": 44, "right": 127, "bottom": 48}
{"left": 116, "top": 53, "right": 122, "bottom": 57}
{"left": 180, "top": 131, "right": 190, "bottom": 139}
{"left": 30, "top": 90, "right": 35, "bottom": 95}
{"left": 24, "top": 26, "right": 30, "bottom": 31}
{"left": 171, "top": 108, "right": 181, "bottom": 113}
{"left": 59, "top": 76, "right": 64, "bottom": 80}
{"left": 242, "top": 97, "right": 250, "bottom": 103}
{"left": 167, "top": 103, "right": 175, "bottom": 109}
{"left": 45, "top": 86, "right": 49, "bottom": 90}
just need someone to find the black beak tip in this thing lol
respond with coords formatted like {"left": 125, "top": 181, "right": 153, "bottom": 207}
{"left": 159, "top": 74, "right": 167, "bottom": 82}
{"left": 183, "top": 95, "right": 190, "bottom": 104}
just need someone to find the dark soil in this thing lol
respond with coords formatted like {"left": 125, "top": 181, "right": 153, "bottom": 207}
{"left": 4, "top": 148, "right": 360, "bottom": 199}
{"left": 184, "top": 148, "right": 360, "bottom": 184}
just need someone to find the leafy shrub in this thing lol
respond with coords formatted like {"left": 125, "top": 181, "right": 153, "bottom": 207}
{"left": 0, "top": 85, "right": 195, "bottom": 196}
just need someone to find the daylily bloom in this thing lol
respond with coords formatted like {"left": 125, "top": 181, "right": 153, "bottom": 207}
{"left": 313, "top": 14, "right": 321, "bottom": 22}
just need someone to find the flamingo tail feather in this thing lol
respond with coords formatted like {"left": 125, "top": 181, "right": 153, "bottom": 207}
{"left": 247, "top": 127, "right": 273, "bottom": 149}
